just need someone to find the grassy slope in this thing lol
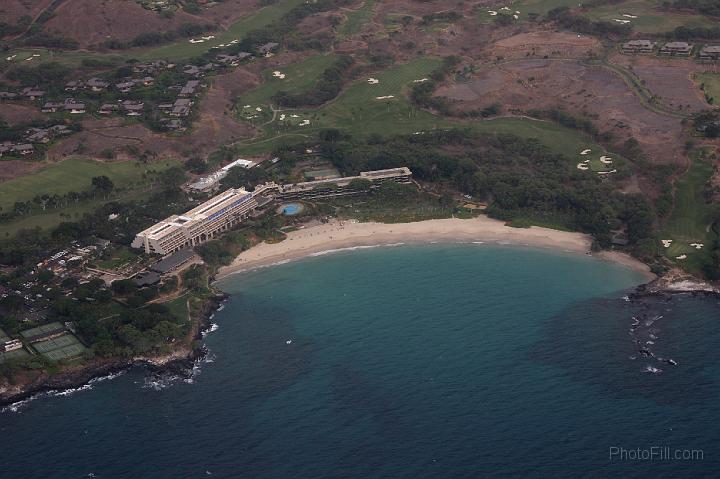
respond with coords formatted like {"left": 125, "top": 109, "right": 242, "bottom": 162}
{"left": 239, "top": 53, "right": 338, "bottom": 106}
{"left": 0, "top": 158, "right": 178, "bottom": 211}
{"left": 0, "top": 158, "right": 179, "bottom": 236}
{"left": 695, "top": 72, "right": 720, "bottom": 105}
{"left": 237, "top": 56, "right": 620, "bottom": 160}
{"left": 661, "top": 148, "right": 719, "bottom": 273}
{"left": 340, "top": 0, "right": 376, "bottom": 36}
{"left": 478, "top": 0, "right": 578, "bottom": 23}
{"left": 133, "top": 0, "right": 306, "bottom": 62}
{"left": 580, "top": 0, "right": 716, "bottom": 34}
{"left": 477, "top": 0, "right": 715, "bottom": 33}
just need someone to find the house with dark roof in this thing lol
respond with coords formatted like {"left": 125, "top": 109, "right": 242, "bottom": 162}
{"left": 257, "top": 42, "right": 279, "bottom": 55}
{"left": 170, "top": 98, "right": 193, "bottom": 116}
{"left": 99, "top": 103, "right": 120, "bottom": 115}
{"left": 621, "top": 40, "right": 654, "bottom": 54}
{"left": 115, "top": 80, "right": 136, "bottom": 93}
{"left": 699, "top": 45, "right": 720, "bottom": 61}
{"left": 659, "top": 42, "right": 693, "bottom": 56}
{"left": 86, "top": 78, "right": 110, "bottom": 91}
{"left": 121, "top": 100, "right": 144, "bottom": 116}
{"left": 150, "top": 248, "right": 195, "bottom": 274}
{"left": 65, "top": 80, "right": 85, "bottom": 91}
{"left": 12, "top": 144, "right": 34, "bottom": 155}
{"left": 179, "top": 80, "right": 200, "bottom": 97}
{"left": 133, "top": 271, "right": 160, "bottom": 286}
{"left": 21, "top": 87, "right": 45, "bottom": 100}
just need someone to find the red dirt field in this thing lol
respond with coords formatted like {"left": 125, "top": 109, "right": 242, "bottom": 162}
{"left": 0, "top": 160, "right": 44, "bottom": 182}
{"left": 491, "top": 31, "right": 602, "bottom": 60}
{"left": 610, "top": 53, "right": 709, "bottom": 113}
{"left": 436, "top": 59, "right": 686, "bottom": 165}
{"left": 0, "top": 104, "right": 48, "bottom": 125}
{"left": 0, "top": 0, "right": 54, "bottom": 24}
{"left": 43, "top": 0, "right": 204, "bottom": 48}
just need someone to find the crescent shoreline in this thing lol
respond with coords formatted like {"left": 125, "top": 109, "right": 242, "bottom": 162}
{"left": 214, "top": 217, "right": 655, "bottom": 282}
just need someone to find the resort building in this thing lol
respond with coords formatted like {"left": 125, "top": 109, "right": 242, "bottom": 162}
{"left": 699, "top": 46, "right": 720, "bottom": 61}
{"left": 278, "top": 167, "right": 413, "bottom": 200}
{"left": 133, "top": 168, "right": 413, "bottom": 255}
{"left": 131, "top": 184, "right": 275, "bottom": 254}
{"left": 621, "top": 40, "right": 654, "bottom": 54}
{"left": 1, "top": 339, "right": 23, "bottom": 353}
{"left": 188, "top": 159, "right": 256, "bottom": 192}
{"left": 659, "top": 42, "right": 693, "bottom": 56}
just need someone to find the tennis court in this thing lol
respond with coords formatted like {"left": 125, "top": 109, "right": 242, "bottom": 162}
{"left": 20, "top": 322, "right": 66, "bottom": 340}
{"left": 0, "top": 348, "right": 29, "bottom": 363}
{"left": 32, "top": 333, "right": 86, "bottom": 361}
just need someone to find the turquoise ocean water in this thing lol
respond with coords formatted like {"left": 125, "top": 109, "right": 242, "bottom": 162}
{"left": 2, "top": 244, "right": 719, "bottom": 478}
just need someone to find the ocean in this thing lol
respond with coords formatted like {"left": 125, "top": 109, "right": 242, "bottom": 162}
{"left": 2, "top": 244, "right": 719, "bottom": 478}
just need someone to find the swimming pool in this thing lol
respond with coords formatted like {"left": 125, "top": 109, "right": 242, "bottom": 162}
{"left": 280, "top": 203, "right": 304, "bottom": 215}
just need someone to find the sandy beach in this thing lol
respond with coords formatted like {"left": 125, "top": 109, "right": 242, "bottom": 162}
{"left": 215, "top": 217, "right": 654, "bottom": 281}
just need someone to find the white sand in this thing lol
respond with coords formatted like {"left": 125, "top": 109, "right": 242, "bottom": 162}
{"left": 216, "top": 217, "right": 654, "bottom": 281}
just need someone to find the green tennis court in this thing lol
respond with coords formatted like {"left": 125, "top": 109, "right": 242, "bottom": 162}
{"left": 32, "top": 333, "right": 86, "bottom": 361}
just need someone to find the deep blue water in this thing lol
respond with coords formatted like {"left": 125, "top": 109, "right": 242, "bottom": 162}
{"left": 2, "top": 244, "right": 720, "bottom": 479}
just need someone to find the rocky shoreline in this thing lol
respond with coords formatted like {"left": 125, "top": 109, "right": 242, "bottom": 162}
{"left": 0, "top": 292, "right": 228, "bottom": 409}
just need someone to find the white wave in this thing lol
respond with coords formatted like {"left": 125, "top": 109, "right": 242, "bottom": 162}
{"left": 2, "top": 396, "right": 36, "bottom": 413}
{"left": 2, "top": 370, "right": 128, "bottom": 412}
{"left": 644, "top": 365, "right": 662, "bottom": 374}
{"left": 52, "top": 383, "right": 93, "bottom": 397}
{"left": 202, "top": 323, "right": 219, "bottom": 339}
{"left": 309, "top": 243, "right": 405, "bottom": 257}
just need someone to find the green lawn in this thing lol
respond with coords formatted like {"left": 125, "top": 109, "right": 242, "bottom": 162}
{"left": 580, "top": 0, "right": 716, "bottom": 34}
{"left": 239, "top": 54, "right": 338, "bottom": 106}
{"left": 0, "top": 158, "right": 179, "bottom": 237}
{"left": 96, "top": 246, "right": 140, "bottom": 270}
{"left": 163, "top": 295, "right": 190, "bottom": 322}
{"left": 695, "top": 72, "right": 720, "bottom": 106}
{"left": 252, "top": 57, "right": 446, "bottom": 137}
{"left": 0, "top": 158, "right": 179, "bottom": 212}
{"left": 0, "top": 48, "right": 118, "bottom": 69}
{"left": 660, "top": 148, "right": 719, "bottom": 273}
{"left": 478, "top": 0, "right": 578, "bottom": 23}
{"left": 235, "top": 55, "right": 622, "bottom": 162}
{"left": 340, "top": 0, "right": 376, "bottom": 36}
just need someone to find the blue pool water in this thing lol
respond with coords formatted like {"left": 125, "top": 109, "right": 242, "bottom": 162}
{"left": 2, "top": 244, "right": 719, "bottom": 478}
{"left": 282, "top": 203, "right": 302, "bottom": 215}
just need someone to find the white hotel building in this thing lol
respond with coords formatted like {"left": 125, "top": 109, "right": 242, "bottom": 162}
{"left": 132, "top": 183, "right": 274, "bottom": 255}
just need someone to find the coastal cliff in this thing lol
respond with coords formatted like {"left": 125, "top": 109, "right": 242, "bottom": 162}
{"left": 0, "top": 292, "right": 227, "bottom": 408}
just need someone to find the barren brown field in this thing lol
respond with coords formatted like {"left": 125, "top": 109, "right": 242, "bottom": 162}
{"left": 437, "top": 59, "right": 685, "bottom": 165}
{"left": 611, "top": 53, "right": 710, "bottom": 112}
{"left": 0, "top": 0, "right": 54, "bottom": 24}
{"left": 491, "top": 31, "right": 602, "bottom": 60}
{"left": 0, "top": 160, "right": 44, "bottom": 182}
{"left": 0, "top": 104, "right": 47, "bottom": 125}
{"left": 42, "top": 0, "right": 202, "bottom": 48}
